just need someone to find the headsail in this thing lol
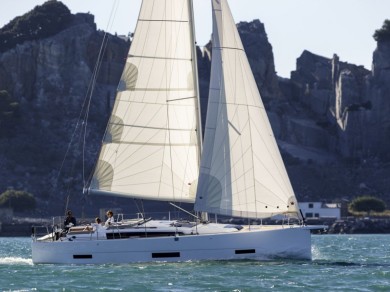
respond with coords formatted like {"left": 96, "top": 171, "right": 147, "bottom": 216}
{"left": 89, "top": 0, "right": 201, "bottom": 203}
{"left": 195, "top": 0, "right": 300, "bottom": 218}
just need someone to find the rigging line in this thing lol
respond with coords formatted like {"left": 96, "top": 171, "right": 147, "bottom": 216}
{"left": 82, "top": 0, "right": 120, "bottom": 188}
{"left": 55, "top": 6, "right": 124, "bottom": 195}
{"left": 82, "top": 35, "right": 108, "bottom": 183}
{"left": 83, "top": 34, "right": 110, "bottom": 187}
{"left": 81, "top": 39, "right": 110, "bottom": 191}
{"left": 53, "top": 44, "right": 108, "bottom": 195}
{"left": 141, "top": 199, "right": 147, "bottom": 237}
{"left": 57, "top": 40, "right": 101, "bottom": 209}
{"left": 133, "top": 199, "right": 142, "bottom": 217}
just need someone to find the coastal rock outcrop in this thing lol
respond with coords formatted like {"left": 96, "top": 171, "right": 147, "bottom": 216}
{"left": 1, "top": 2, "right": 390, "bottom": 215}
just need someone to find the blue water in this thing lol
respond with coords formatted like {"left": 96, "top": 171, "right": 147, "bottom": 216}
{"left": 1, "top": 235, "right": 390, "bottom": 291}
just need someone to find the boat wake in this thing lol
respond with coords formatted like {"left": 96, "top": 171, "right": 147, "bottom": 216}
{"left": 0, "top": 257, "right": 33, "bottom": 265}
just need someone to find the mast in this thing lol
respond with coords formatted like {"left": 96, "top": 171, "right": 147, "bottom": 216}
{"left": 188, "top": 0, "right": 203, "bottom": 164}
{"left": 188, "top": 0, "right": 208, "bottom": 221}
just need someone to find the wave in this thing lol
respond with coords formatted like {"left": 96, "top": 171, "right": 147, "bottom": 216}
{"left": 0, "top": 257, "right": 33, "bottom": 265}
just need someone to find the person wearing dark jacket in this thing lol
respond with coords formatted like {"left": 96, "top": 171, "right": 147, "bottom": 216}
{"left": 64, "top": 210, "right": 76, "bottom": 231}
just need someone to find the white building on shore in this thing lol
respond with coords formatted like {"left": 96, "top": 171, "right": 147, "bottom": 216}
{"left": 300, "top": 202, "right": 341, "bottom": 219}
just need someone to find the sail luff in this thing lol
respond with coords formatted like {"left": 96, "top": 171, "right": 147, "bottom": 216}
{"left": 188, "top": 0, "right": 203, "bottom": 162}
{"left": 194, "top": 0, "right": 300, "bottom": 219}
{"left": 89, "top": 0, "right": 201, "bottom": 203}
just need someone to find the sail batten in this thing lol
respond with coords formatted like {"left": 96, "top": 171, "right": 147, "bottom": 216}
{"left": 89, "top": 0, "right": 200, "bottom": 203}
{"left": 128, "top": 54, "right": 192, "bottom": 61}
{"left": 194, "top": 0, "right": 300, "bottom": 219}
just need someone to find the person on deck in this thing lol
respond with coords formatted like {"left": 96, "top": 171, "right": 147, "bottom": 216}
{"left": 64, "top": 210, "right": 76, "bottom": 231}
{"left": 105, "top": 210, "right": 115, "bottom": 226}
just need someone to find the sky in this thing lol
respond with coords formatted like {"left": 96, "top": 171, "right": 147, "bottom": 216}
{"left": 0, "top": 0, "right": 389, "bottom": 77}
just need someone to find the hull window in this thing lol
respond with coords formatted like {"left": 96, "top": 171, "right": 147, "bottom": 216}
{"left": 235, "top": 249, "right": 256, "bottom": 254}
{"left": 73, "top": 254, "right": 93, "bottom": 259}
{"left": 106, "top": 232, "right": 183, "bottom": 239}
{"left": 152, "top": 252, "right": 180, "bottom": 258}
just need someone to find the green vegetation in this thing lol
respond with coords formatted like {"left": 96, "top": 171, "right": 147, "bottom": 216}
{"left": 0, "top": 190, "right": 36, "bottom": 212}
{"left": 0, "top": 0, "right": 71, "bottom": 52}
{"left": 349, "top": 196, "right": 386, "bottom": 215}
{"left": 0, "top": 90, "right": 19, "bottom": 135}
{"left": 373, "top": 19, "right": 390, "bottom": 42}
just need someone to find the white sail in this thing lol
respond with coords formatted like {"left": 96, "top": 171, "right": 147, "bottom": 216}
{"left": 195, "top": 0, "right": 300, "bottom": 218}
{"left": 89, "top": 0, "right": 201, "bottom": 203}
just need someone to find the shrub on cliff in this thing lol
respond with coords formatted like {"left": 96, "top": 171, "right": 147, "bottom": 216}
{"left": 0, "top": 190, "right": 36, "bottom": 212}
{"left": 0, "top": 0, "right": 71, "bottom": 52}
{"left": 0, "top": 90, "right": 19, "bottom": 135}
{"left": 373, "top": 19, "right": 390, "bottom": 42}
{"left": 349, "top": 196, "right": 386, "bottom": 214}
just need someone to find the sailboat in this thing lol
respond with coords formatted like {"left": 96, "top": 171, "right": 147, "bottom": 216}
{"left": 32, "top": 0, "right": 318, "bottom": 264}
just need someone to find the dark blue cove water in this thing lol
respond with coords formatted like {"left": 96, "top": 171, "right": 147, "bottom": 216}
{"left": 1, "top": 235, "right": 390, "bottom": 291}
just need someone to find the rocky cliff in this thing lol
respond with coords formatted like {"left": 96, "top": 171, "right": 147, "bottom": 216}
{"left": 0, "top": 1, "right": 389, "bottom": 216}
{"left": 0, "top": 1, "right": 129, "bottom": 214}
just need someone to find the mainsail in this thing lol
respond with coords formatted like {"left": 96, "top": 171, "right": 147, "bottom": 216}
{"left": 195, "top": 0, "right": 300, "bottom": 218}
{"left": 89, "top": 0, "right": 201, "bottom": 203}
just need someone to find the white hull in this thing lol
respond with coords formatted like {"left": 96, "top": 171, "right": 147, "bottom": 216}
{"left": 32, "top": 224, "right": 312, "bottom": 264}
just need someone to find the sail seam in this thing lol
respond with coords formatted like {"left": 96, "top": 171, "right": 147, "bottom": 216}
{"left": 208, "top": 101, "right": 265, "bottom": 108}
{"left": 109, "top": 122, "right": 195, "bottom": 131}
{"left": 138, "top": 19, "right": 188, "bottom": 23}
{"left": 127, "top": 88, "right": 192, "bottom": 92}
{"left": 167, "top": 96, "right": 197, "bottom": 102}
{"left": 128, "top": 54, "right": 192, "bottom": 61}
{"left": 116, "top": 99, "right": 196, "bottom": 106}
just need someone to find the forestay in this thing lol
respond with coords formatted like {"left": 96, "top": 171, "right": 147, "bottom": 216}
{"left": 89, "top": 0, "right": 201, "bottom": 203}
{"left": 195, "top": 0, "right": 300, "bottom": 219}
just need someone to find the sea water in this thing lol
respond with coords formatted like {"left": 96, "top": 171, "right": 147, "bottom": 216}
{"left": 0, "top": 235, "right": 389, "bottom": 291}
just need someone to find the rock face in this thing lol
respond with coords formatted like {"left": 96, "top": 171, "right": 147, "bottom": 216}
{"left": 288, "top": 46, "right": 390, "bottom": 161}
{"left": 236, "top": 20, "right": 281, "bottom": 101}
{"left": 370, "top": 40, "right": 390, "bottom": 159}
{"left": 1, "top": 2, "right": 390, "bottom": 216}
{"left": 0, "top": 3, "right": 129, "bottom": 213}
